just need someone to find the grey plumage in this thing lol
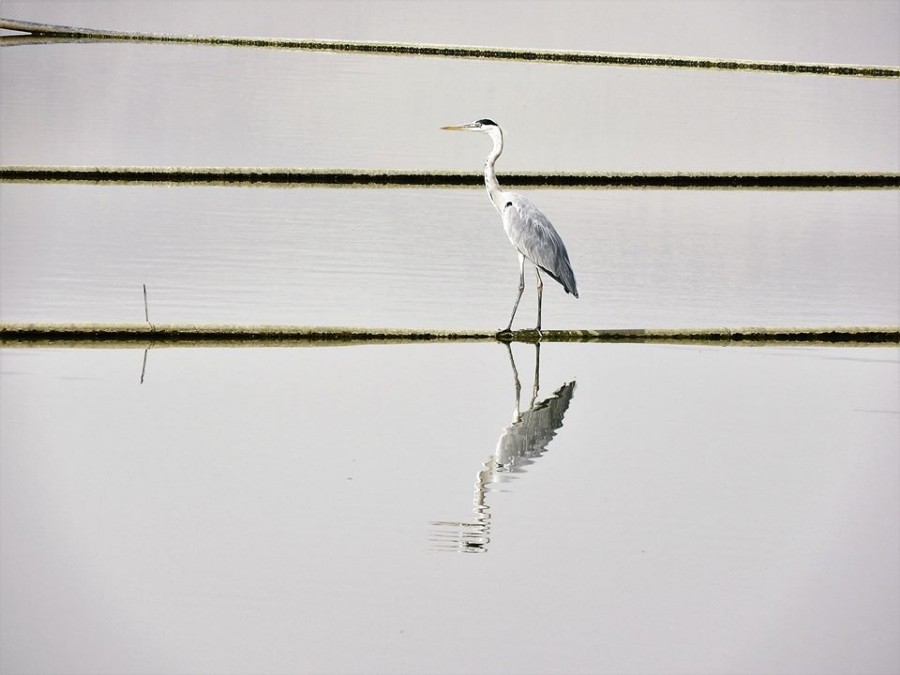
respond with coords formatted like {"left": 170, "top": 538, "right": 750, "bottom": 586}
{"left": 501, "top": 194, "right": 578, "bottom": 297}
{"left": 441, "top": 119, "right": 578, "bottom": 332}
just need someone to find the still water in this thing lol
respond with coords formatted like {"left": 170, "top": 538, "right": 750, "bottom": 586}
{"left": 3, "top": 185, "right": 898, "bottom": 330}
{"left": 2, "top": 343, "right": 898, "bottom": 674}
{"left": 2, "top": 1, "right": 899, "bottom": 673}
{"left": 1, "top": 20, "right": 898, "bottom": 329}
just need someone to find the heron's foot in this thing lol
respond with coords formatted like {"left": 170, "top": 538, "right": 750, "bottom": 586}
{"left": 496, "top": 326, "right": 514, "bottom": 342}
{"left": 532, "top": 327, "right": 543, "bottom": 340}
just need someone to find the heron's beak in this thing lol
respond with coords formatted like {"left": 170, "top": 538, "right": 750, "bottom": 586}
{"left": 441, "top": 124, "right": 470, "bottom": 131}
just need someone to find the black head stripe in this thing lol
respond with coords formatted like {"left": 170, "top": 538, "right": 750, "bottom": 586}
{"left": 476, "top": 118, "right": 498, "bottom": 127}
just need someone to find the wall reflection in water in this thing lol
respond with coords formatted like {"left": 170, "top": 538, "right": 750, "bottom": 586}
{"left": 431, "top": 344, "right": 576, "bottom": 553}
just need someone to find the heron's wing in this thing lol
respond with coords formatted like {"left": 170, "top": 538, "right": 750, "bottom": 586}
{"left": 502, "top": 194, "right": 578, "bottom": 297}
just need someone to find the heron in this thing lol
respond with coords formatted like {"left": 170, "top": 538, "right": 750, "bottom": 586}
{"left": 441, "top": 119, "right": 578, "bottom": 334}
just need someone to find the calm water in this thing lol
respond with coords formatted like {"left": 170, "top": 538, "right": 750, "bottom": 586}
{"left": 1, "top": 23, "right": 898, "bottom": 329}
{"left": 2, "top": 2, "right": 899, "bottom": 674}
{"left": 2, "top": 344, "right": 898, "bottom": 674}
{"left": 2, "top": 185, "right": 898, "bottom": 329}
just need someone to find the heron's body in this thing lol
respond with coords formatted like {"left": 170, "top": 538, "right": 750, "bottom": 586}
{"left": 442, "top": 119, "right": 578, "bottom": 333}
{"left": 494, "top": 192, "right": 578, "bottom": 297}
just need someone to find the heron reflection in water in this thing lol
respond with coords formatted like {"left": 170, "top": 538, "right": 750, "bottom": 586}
{"left": 430, "top": 344, "right": 576, "bottom": 553}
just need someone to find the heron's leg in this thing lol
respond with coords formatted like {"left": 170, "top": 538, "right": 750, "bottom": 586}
{"left": 534, "top": 267, "right": 544, "bottom": 333}
{"left": 529, "top": 342, "right": 541, "bottom": 408}
{"left": 505, "top": 342, "right": 522, "bottom": 420}
{"left": 503, "top": 253, "right": 526, "bottom": 332}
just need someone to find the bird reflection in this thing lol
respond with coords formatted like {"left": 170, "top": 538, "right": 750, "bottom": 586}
{"left": 430, "top": 344, "right": 576, "bottom": 553}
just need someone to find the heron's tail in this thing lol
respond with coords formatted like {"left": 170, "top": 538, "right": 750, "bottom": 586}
{"left": 557, "top": 262, "right": 579, "bottom": 298}
{"left": 540, "top": 262, "right": 578, "bottom": 298}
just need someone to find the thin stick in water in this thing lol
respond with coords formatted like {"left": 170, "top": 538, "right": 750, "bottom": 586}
{"left": 140, "top": 348, "right": 148, "bottom": 384}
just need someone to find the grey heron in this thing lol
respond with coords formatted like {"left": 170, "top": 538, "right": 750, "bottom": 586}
{"left": 441, "top": 119, "right": 578, "bottom": 334}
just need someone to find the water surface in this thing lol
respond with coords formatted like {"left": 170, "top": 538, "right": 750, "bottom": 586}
{"left": 1, "top": 2, "right": 899, "bottom": 674}
{"left": 2, "top": 11, "right": 897, "bottom": 330}
{"left": 2, "top": 185, "right": 897, "bottom": 329}
{"left": 2, "top": 343, "right": 898, "bottom": 674}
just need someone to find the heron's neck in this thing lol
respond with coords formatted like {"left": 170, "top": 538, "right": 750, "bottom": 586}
{"left": 484, "top": 129, "right": 504, "bottom": 211}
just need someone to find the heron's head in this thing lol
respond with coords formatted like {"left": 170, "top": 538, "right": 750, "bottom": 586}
{"left": 441, "top": 118, "right": 502, "bottom": 136}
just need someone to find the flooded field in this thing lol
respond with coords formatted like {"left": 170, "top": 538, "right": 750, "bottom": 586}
{"left": 2, "top": 343, "right": 898, "bottom": 674}
{"left": 1, "top": 1, "right": 898, "bottom": 674}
